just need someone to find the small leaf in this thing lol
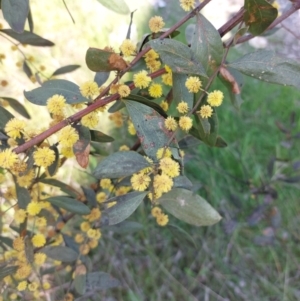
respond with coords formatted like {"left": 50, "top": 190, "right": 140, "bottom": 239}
{"left": 159, "top": 188, "right": 222, "bottom": 226}
{"left": 42, "top": 246, "right": 78, "bottom": 262}
{"left": 94, "top": 71, "right": 110, "bottom": 86}
{"left": 74, "top": 273, "right": 87, "bottom": 295}
{"left": 0, "top": 106, "right": 14, "bottom": 129}
{"left": 102, "top": 192, "right": 147, "bottom": 225}
{"left": 124, "top": 100, "right": 173, "bottom": 159}
{"left": 124, "top": 94, "right": 167, "bottom": 118}
{"left": 23, "top": 60, "right": 33, "bottom": 79}
{"left": 215, "top": 136, "right": 228, "bottom": 148}
{"left": 39, "top": 178, "right": 78, "bottom": 198}
{"left": 0, "top": 29, "right": 54, "bottom": 46}
{"left": 51, "top": 65, "right": 80, "bottom": 77}
{"left": 244, "top": 0, "right": 278, "bottom": 36}
{"left": 108, "top": 100, "right": 125, "bottom": 113}
{"left": 47, "top": 145, "right": 60, "bottom": 176}
{"left": 81, "top": 186, "right": 97, "bottom": 208}
{"left": 2, "top": 0, "right": 29, "bottom": 33}
{"left": 90, "top": 130, "right": 114, "bottom": 143}
{"left": 86, "top": 48, "right": 127, "bottom": 72}
{"left": 149, "top": 39, "right": 207, "bottom": 77}
{"left": 27, "top": 7, "right": 34, "bottom": 32}
{"left": 73, "top": 125, "right": 91, "bottom": 168}
{"left": 104, "top": 221, "right": 143, "bottom": 234}
{"left": 24, "top": 79, "right": 88, "bottom": 105}
{"left": 191, "top": 13, "right": 224, "bottom": 74}
{"left": 228, "top": 50, "right": 300, "bottom": 90}
{"left": 0, "top": 236, "right": 13, "bottom": 248}
{"left": 126, "top": 10, "right": 135, "bottom": 39}
{"left": 96, "top": 0, "right": 129, "bottom": 14}
{"left": 86, "top": 272, "right": 121, "bottom": 291}
{"left": 16, "top": 184, "right": 31, "bottom": 209}
{"left": 178, "top": 135, "right": 201, "bottom": 149}
{"left": 45, "top": 196, "right": 91, "bottom": 215}
{"left": 0, "top": 265, "right": 18, "bottom": 281}
{"left": 1, "top": 97, "right": 30, "bottom": 118}
{"left": 172, "top": 74, "right": 193, "bottom": 110}
{"left": 173, "top": 176, "right": 193, "bottom": 190}
{"left": 93, "top": 151, "right": 150, "bottom": 179}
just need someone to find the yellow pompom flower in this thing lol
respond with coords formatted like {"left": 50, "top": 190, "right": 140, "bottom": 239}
{"left": 87, "top": 228, "right": 97, "bottom": 239}
{"left": 207, "top": 90, "right": 224, "bottom": 107}
{"left": 164, "top": 116, "right": 177, "bottom": 131}
{"left": 17, "top": 169, "right": 35, "bottom": 187}
{"left": 100, "top": 178, "right": 112, "bottom": 189}
{"left": 119, "top": 145, "right": 130, "bottom": 151}
{"left": 128, "top": 122, "right": 136, "bottom": 135}
{"left": 160, "top": 100, "right": 169, "bottom": 112}
{"left": 14, "top": 209, "right": 27, "bottom": 224}
{"left": 36, "top": 217, "right": 47, "bottom": 227}
{"left": 133, "top": 70, "right": 152, "bottom": 89}
{"left": 75, "top": 233, "right": 84, "bottom": 243}
{"left": 79, "top": 244, "right": 90, "bottom": 255}
{"left": 33, "top": 147, "right": 55, "bottom": 168}
{"left": 80, "top": 221, "right": 91, "bottom": 232}
{"left": 17, "top": 281, "right": 27, "bottom": 291}
{"left": 198, "top": 105, "right": 213, "bottom": 118}
{"left": 5, "top": 118, "right": 26, "bottom": 139}
{"left": 153, "top": 174, "right": 173, "bottom": 194}
{"left": 31, "top": 234, "right": 46, "bottom": 247}
{"left": 120, "top": 39, "right": 136, "bottom": 57}
{"left": 151, "top": 206, "right": 162, "bottom": 218}
{"left": 177, "top": 101, "right": 189, "bottom": 114}
{"left": 179, "top": 116, "right": 193, "bottom": 131}
{"left": 146, "top": 59, "right": 161, "bottom": 72}
{"left": 34, "top": 252, "right": 47, "bottom": 265}
{"left": 13, "top": 236, "right": 25, "bottom": 251}
{"left": 89, "top": 239, "right": 99, "bottom": 249}
{"left": 43, "top": 282, "right": 51, "bottom": 290}
{"left": 58, "top": 125, "right": 79, "bottom": 148}
{"left": 156, "top": 213, "right": 169, "bottom": 226}
{"left": 80, "top": 81, "right": 99, "bottom": 97}
{"left": 185, "top": 76, "right": 202, "bottom": 93}
{"left": 118, "top": 84, "right": 131, "bottom": 98}
{"left": 86, "top": 207, "right": 101, "bottom": 222}
{"left": 144, "top": 49, "right": 159, "bottom": 61}
{"left": 159, "top": 157, "right": 180, "bottom": 178}
{"left": 27, "top": 201, "right": 42, "bottom": 216}
{"left": 156, "top": 147, "right": 172, "bottom": 159}
{"left": 47, "top": 94, "right": 66, "bottom": 115}
{"left": 0, "top": 149, "right": 19, "bottom": 169}
{"left": 162, "top": 72, "right": 173, "bottom": 86}
{"left": 180, "top": 0, "right": 196, "bottom": 11}
{"left": 96, "top": 192, "right": 107, "bottom": 203}
{"left": 15, "top": 263, "right": 32, "bottom": 279}
{"left": 131, "top": 173, "right": 151, "bottom": 191}
{"left": 149, "top": 83, "right": 163, "bottom": 98}
{"left": 149, "top": 16, "right": 165, "bottom": 33}
{"left": 28, "top": 281, "right": 39, "bottom": 292}
{"left": 81, "top": 111, "right": 99, "bottom": 128}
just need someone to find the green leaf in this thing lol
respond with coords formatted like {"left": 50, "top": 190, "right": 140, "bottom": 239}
{"left": 228, "top": 50, "right": 300, "bottom": 90}
{"left": 90, "top": 141, "right": 109, "bottom": 156}
{"left": 39, "top": 178, "right": 78, "bottom": 198}
{"left": 178, "top": 135, "right": 201, "bottom": 149}
{"left": 51, "top": 65, "right": 80, "bottom": 77}
{"left": 0, "top": 106, "right": 14, "bottom": 129}
{"left": 172, "top": 74, "right": 193, "bottom": 110}
{"left": 94, "top": 71, "right": 110, "bottom": 86}
{"left": 192, "top": 110, "right": 219, "bottom": 147}
{"left": 24, "top": 79, "right": 88, "bottom": 105}
{"left": 190, "top": 13, "right": 224, "bottom": 74}
{"left": 16, "top": 184, "right": 30, "bottom": 209}
{"left": 244, "top": 0, "right": 278, "bottom": 36}
{"left": 73, "top": 125, "right": 91, "bottom": 169}
{"left": 149, "top": 39, "right": 207, "bottom": 77}
{"left": 45, "top": 196, "right": 91, "bottom": 215}
{"left": 215, "top": 136, "right": 228, "bottom": 148}
{"left": 159, "top": 188, "right": 222, "bottom": 226}
{"left": 23, "top": 60, "right": 32, "bottom": 79}
{"left": 96, "top": 0, "right": 129, "bottom": 14}
{"left": 74, "top": 273, "right": 87, "bottom": 295}
{"left": 218, "top": 67, "right": 244, "bottom": 110}
{"left": 42, "top": 246, "right": 78, "bottom": 262}
{"left": 86, "top": 272, "right": 121, "bottom": 291}
{"left": 1, "top": 97, "right": 30, "bottom": 118}
{"left": 0, "top": 29, "right": 54, "bottom": 46}
{"left": 81, "top": 186, "right": 97, "bottom": 208}
{"left": 2, "top": 0, "right": 29, "bottom": 33}
{"left": 47, "top": 145, "right": 60, "bottom": 176}
{"left": 108, "top": 100, "right": 125, "bottom": 113}
{"left": 173, "top": 176, "right": 193, "bottom": 190}
{"left": 168, "top": 224, "right": 197, "bottom": 249}
{"left": 27, "top": 7, "right": 34, "bottom": 32}
{"left": 90, "top": 130, "right": 114, "bottom": 143}
{"left": 0, "top": 236, "right": 13, "bottom": 248}
{"left": 93, "top": 151, "right": 150, "bottom": 179}
{"left": 0, "top": 264, "right": 18, "bottom": 281}
{"left": 86, "top": 48, "right": 127, "bottom": 72}
{"left": 124, "top": 94, "right": 167, "bottom": 118}
{"left": 104, "top": 221, "right": 143, "bottom": 234}
{"left": 102, "top": 192, "right": 147, "bottom": 225}
{"left": 124, "top": 100, "right": 173, "bottom": 159}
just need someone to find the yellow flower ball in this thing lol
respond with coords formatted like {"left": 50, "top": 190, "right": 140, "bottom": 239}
{"left": 149, "top": 16, "right": 165, "bottom": 33}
